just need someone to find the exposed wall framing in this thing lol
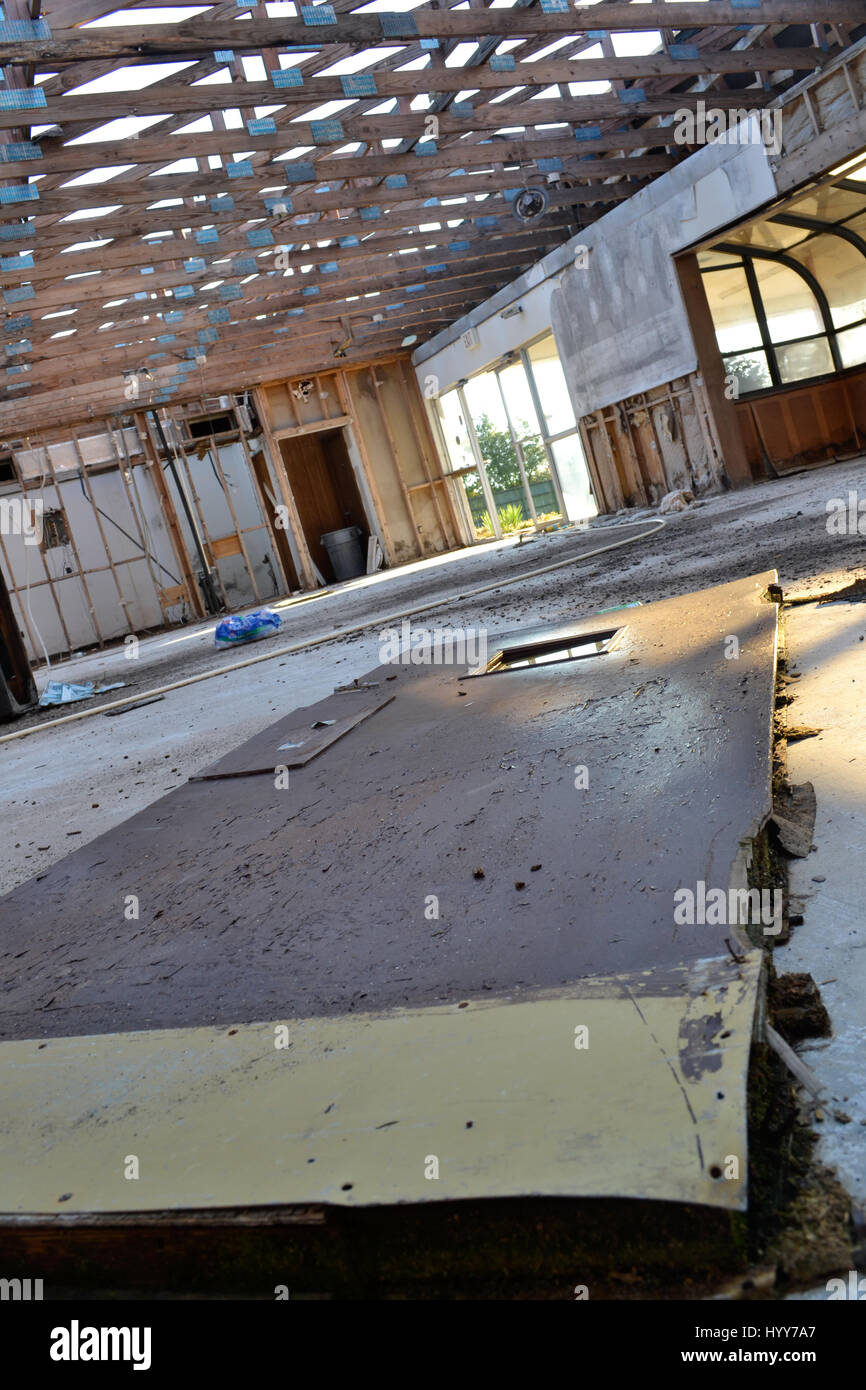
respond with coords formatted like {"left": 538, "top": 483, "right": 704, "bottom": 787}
{"left": 0, "top": 355, "right": 461, "bottom": 661}
{"left": 258, "top": 357, "right": 460, "bottom": 574}
{"left": 578, "top": 373, "right": 727, "bottom": 510}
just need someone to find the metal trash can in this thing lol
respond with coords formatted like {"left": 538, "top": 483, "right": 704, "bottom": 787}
{"left": 321, "top": 525, "right": 366, "bottom": 581}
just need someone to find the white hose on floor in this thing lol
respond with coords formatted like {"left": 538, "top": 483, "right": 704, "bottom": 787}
{"left": 0, "top": 519, "right": 665, "bottom": 746}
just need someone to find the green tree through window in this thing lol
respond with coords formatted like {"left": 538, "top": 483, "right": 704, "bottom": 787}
{"left": 469, "top": 414, "right": 548, "bottom": 497}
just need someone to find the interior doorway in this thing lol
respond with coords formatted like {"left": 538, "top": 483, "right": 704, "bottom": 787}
{"left": 278, "top": 428, "right": 369, "bottom": 583}
{"left": 248, "top": 445, "right": 300, "bottom": 591}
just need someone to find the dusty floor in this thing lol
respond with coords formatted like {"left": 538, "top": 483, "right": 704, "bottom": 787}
{"left": 777, "top": 600, "right": 866, "bottom": 1219}
{"left": 1, "top": 457, "right": 865, "bottom": 897}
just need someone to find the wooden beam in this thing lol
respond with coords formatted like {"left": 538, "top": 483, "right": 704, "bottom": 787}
{"left": 0, "top": 51, "right": 825, "bottom": 128}
{"left": 0, "top": 125, "right": 684, "bottom": 179}
{"left": 6, "top": 231, "right": 568, "bottom": 334}
{"left": 0, "top": 6, "right": 860, "bottom": 61}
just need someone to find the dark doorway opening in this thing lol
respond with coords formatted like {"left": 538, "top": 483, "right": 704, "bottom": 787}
{"left": 279, "top": 428, "right": 369, "bottom": 583}
{"left": 249, "top": 445, "right": 300, "bottom": 591}
{"left": 0, "top": 568, "right": 37, "bottom": 720}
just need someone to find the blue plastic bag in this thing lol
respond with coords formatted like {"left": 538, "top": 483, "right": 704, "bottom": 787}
{"left": 214, "top": 609, "right": 282, "bottom": 649}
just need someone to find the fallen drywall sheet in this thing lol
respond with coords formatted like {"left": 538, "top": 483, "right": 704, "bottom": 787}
{"left": 0, "top": 572, "right": 778, "bottom": 1040}
{"left": 0, "top": 573, "right": 779, "bottom": 1222}
{"left": 0, "top": 955, "right": 760, "bottom": 1216}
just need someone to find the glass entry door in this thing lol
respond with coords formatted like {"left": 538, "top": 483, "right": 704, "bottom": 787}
{"left": 437, "top": 388, "right": 502, "bottom": 540}
{"left": 434, "top": 335, "right": 598, "bottom": 542}
{"left": 494, "top": 358, "right": 565, "bottom": 527}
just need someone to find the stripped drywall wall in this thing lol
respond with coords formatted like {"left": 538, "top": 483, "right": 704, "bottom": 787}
{"left": 0, "top": 428, "right": 180, "bottom": 660}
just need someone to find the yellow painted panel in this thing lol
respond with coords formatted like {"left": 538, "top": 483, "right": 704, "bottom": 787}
{"left": 0, "top": 954, "right": 760, "bottom": 1217}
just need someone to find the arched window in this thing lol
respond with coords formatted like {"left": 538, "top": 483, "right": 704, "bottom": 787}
{"left": 698, "top": 176, "right": 866, "bottom": 397}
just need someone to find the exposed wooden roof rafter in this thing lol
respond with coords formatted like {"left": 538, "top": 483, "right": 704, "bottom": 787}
{"left": 0, "top": 0, "right": 859, "bottom": 419}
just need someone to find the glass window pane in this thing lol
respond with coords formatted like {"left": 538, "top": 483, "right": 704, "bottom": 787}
{"left": 463, "top": 372, "right": 509, "bottom": 434}
{"left": 702, "top": 266, "right": 762, "bottom": 352}
{"left": 785, "top": 184, "right": 866, "bottom": 222}
{"left": 723, "top": 350, "right": 773, "bottom": 394}
{"left": 461, "top": 469, "right": 492, "bottom": 539}
{"left": 497, "top": 359, "right": 541, "bottom": 441}
{"left": 837, "top": 323, "right": 866, "bottom": 369}
{"left": 753, "top": 260, "right": 824, "bottom": 343}
{"left": 463, "top": 376, "right": 523, "bottom": 516}
{"left": 725, "top": 221, "right": 810, "bottom": 252}
{"left": 551, "top": 434, "right": 598, "bottom": 522}
{"left": 776, "top": 336, "right": 834, "bottom": 384}
{"left": 437, "top": 389, "right": 475, "bottom": 473}
{"left": 787, "top": 233, "right": 866, "bottom": 330}
{"left": 526, "top": 334, "right": 576, "bottom": 436}
{"left": 698, "top": 250, "right": 744, "bottom": 269}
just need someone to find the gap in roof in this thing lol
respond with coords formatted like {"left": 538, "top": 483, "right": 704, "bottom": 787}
{"left": 568, "top": 81, "right": 612, "bottom": 96}
{"left": 525, "top": 37, "right": 581, "bottom": 63}
{"left": 69, "top": 116, "right": 168, "bottom": 145}
{"left": 151, "top": 159, "right": 199, "bottom": 176}
{"left": 61, "top": 165, "right": 136, "bottom": 187}
{"left": 353, "top": 1, "right": 427, "bottom": 13}
{"left": 173, "top": 117, "right": 215, "bottom": 135}
{"left": 84, "top": 8, "right": 212, "bottom": 26}
{"left": 59, "top": 206, "right": 123, "bottom": 222}
{"left": 613, "top": 32, "right": 663, "bottom": 57}
{"left": 242, "top": 57, "right": 268, "bottom": 82}
{"left": 318, "top": 49, "right": 403, "bottom": 78}
{"left": 273, "top": 54, "right": 318, "bottom": 71}
{"left": 294, "top": 100, "right": 356, "bottom": 122}
{"left": 61, "top": 241, "right": 113, "bottom": 255}
{"left": 445, "top": 44, "right": 480, "bottom": 69}
{"left": 65, "top": 63, "right": 197, "bottom": 96}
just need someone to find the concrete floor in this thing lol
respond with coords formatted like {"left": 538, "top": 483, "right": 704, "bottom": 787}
{"left": 2, "top": 457, "right": 865, "bottom": 898}
{"left": 2, "top": 454, "right": 866, "bottom": 1287}
{"left": 777, "top": 600, "right": 866, "bottom": 1217}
